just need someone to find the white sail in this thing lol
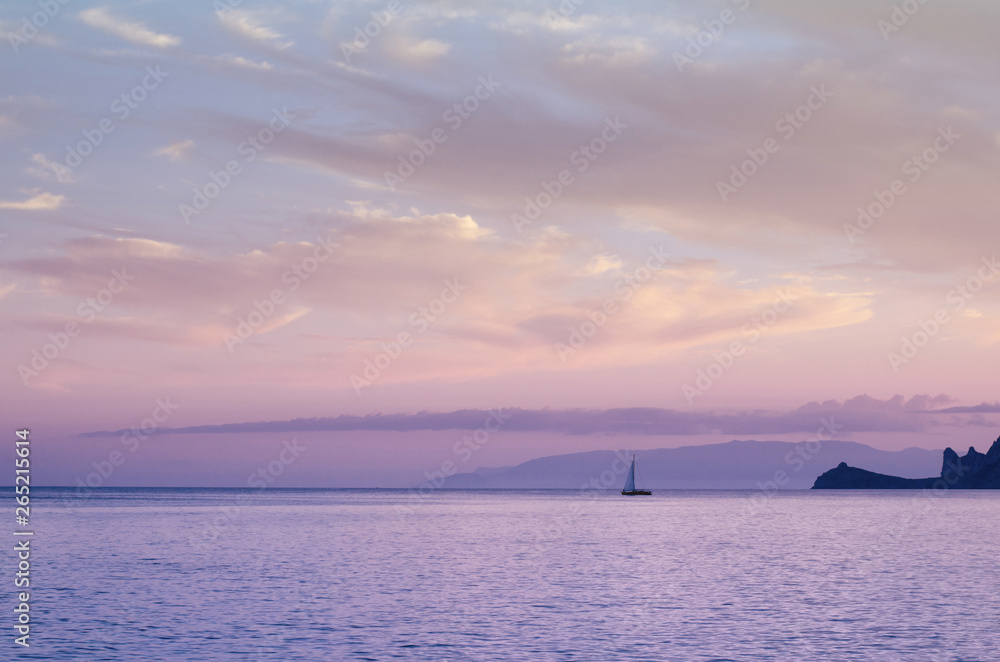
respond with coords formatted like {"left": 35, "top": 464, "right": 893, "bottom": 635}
{"left": 623, "top": 456, "right": 636, "bottom": 492}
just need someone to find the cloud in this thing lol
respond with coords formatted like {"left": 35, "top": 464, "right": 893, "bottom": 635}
{"left": 25, "top": 153, "right": 73, "bottom": 183}
{"left": 211, "top": 54, "right": 275, "bottom": 71}
{"left": 2, "top": 204, "right": 875, "bottom": 387}
{"left": 582, "top": 254, "right": 623, "bottom": 275}
{"left": 901, "top": 394, "right": 960, "bottom": 411}
{"left": 385, "top": 35, "right": 451, "bottom": 63}
{"left": 913, "top": 401, "right": 1000, "bottom": 414}
{"left": 5, "top": 0, "right": 1000, "bottom": 422}
{"left": 560, "top": 35, "right": 656, "bottom": 68}
{"left": 79, "top": 393, "right": 973, "bottom": 438}
{"left": 199, "top": 1, "right": 995, "bottom": 284}
{"left": 217, "top": 9, "right": 293, "bottom": 50}
{"left": 0, "top": 192, "right": 64, "bottom": 210}
{"left": 79, "top": 7, "right": 181, "bottom": 48}
{"left": 151, "top": 139, "right": 195, "bottom": 161}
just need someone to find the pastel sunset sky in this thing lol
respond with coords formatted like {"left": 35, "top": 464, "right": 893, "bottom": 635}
{"left": 2, "top": 0, "right": 999, "bottom": 486}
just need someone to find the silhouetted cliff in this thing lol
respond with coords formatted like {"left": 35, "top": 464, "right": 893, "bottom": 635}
{"left": 813, "top": 435, "right": 1000, "bottom": 489}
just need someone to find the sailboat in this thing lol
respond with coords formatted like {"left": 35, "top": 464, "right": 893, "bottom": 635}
{"left": 621, "top": 454, "right": 652, "bottom": 496}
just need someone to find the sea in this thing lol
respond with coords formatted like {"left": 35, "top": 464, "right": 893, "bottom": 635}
{"left": 11, "top": 488, "right": 1000, "bottom": 661}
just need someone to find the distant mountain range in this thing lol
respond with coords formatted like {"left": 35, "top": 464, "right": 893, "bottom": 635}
{"left": 440, "top": 439, "right": 942, "bottom": 490}
{"left": 813, "top": 436, "right": 1000, "bottom": 489}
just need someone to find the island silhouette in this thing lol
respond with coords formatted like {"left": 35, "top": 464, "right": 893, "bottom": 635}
{"left": 813, "top": 435, "right": 1000, "bottom": 489}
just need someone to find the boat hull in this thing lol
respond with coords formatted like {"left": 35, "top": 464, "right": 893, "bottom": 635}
{"left": 621, "top": 490, "right": 652, "bottom": 496}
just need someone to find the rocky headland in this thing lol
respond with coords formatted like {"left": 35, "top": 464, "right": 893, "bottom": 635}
{"left": 813, "top": 435, "right": 1000, "bottom": 489}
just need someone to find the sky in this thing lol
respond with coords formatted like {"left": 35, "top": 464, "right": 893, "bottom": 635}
{"left": 2, "top": 0, "right": 999, "bottom": 487}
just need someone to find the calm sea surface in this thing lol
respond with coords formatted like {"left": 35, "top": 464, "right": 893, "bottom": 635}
{"left": 14, "top": 488, "right": 1000, "bottom": 661}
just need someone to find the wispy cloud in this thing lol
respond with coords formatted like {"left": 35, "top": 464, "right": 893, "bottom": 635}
{"left": 151, "top": 139, "right": 195, "bottom": 162}
{"left": 217, "top": 9, "right": 293, "bottom": 50}
{"left": 25, "top": 153, "right": 73, "bottom": 183}
{"left": 80, "top": 394, "right": 974, "bottom": 438}
{"left": 385, "top": 35, "right": 451, "bottom": 63}
{"left": 0, "top": 191, "right": 64, "bottom": 210}
{"left": 79, "top": 7, "right": 180, "bottom": 48}
{"left": 914, "top": 402, "right": 1000, "bottom": 414}
{"left": 3, "top": 207, "right": 873, "bottom": 383}
{"left": 212, "top": 54, "right": 275, "bottom": 71}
